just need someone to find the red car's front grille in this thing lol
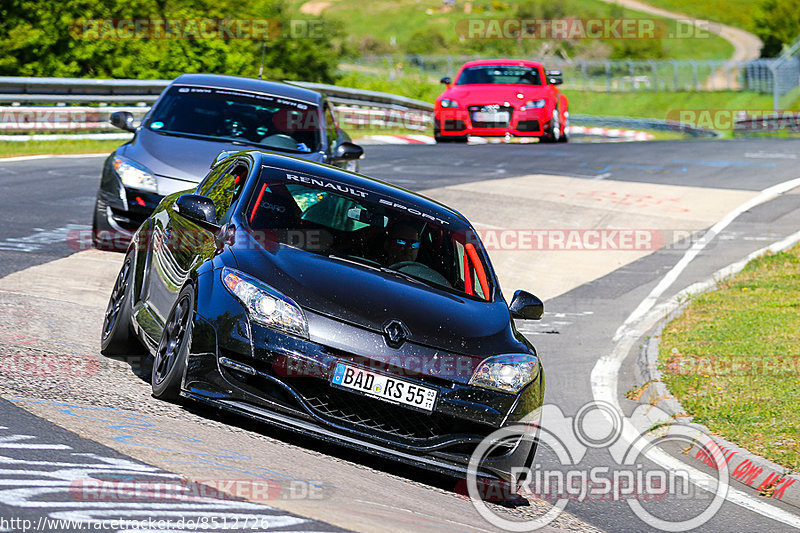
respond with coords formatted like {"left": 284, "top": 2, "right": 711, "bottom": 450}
{"left": 468, "top": 105, "right": 513, "bottom": 128}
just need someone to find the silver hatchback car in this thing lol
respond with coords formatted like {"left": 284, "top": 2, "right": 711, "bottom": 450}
{"left": 92, "top": 73, "right": 363, "bottom": 250}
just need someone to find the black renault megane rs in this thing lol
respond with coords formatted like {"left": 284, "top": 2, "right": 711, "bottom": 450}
{"left": 101, "top": 149, "right": 545, "bottom": 480}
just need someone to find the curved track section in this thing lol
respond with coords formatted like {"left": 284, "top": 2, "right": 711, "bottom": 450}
{"left": 1, "top": 140, "right": 800, "bottom": 532}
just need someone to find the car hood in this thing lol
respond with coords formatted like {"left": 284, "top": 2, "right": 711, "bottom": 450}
{"left": 441, "top": 85, "right": 552, "bottom": 107}
{"left": 119, "top": 129, "right": 325, "bottom": 184}
{"left": 230, "top": 238, "right": 523, "bottom": 357}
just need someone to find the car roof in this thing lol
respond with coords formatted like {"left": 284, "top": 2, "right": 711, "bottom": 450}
{"left": 460, "top": 59, "right": 544, "bottom": 69}
{"left": 252, "top": 151, "right": 468, "bottom": 226}
{"left": 171, "top": 73, "right": 323, "bottom": 105}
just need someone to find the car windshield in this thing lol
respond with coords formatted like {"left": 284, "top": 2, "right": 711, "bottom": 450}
{"left": 456, "top": 65, "right": 542, "bottom": 86}
{"left": 245, "top": 167, "right": 494, "bottom": 300}
{"left": 144, "top": 85, "right": 321, "bottom": 153}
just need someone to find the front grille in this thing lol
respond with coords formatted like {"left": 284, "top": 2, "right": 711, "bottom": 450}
{"left": 469, "top": 105, "right": 513, "bottom": 128}
{"left": 516, "top": 120, "right": 541, "bottom": 132}
{"left": 443, "top": 119, "right": 466, "bottom": 131}
{"left": 286, "top": 376, "right": 495, "bottom": 443}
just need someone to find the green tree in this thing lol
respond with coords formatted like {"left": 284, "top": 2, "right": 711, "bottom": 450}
{"left": 0, "top": 0, "right": 342, "bottom": 82}
{"left": 752, "top": 0, "right": 800, "bottom": 57}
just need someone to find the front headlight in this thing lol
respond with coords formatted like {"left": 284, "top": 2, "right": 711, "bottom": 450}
{"left": 470, "top": 353, "right": 539, "bottom": 394}
{"left": 222, "top": 267, "right": 308, "bottom": 339}
{"left": 440, "top": 99, "right": 459, "bottom": 109}
{"left": 521, "top": 99, "right": 547, "bottom": 110}
{"left": 113, "top": 156, "right": 157, "bottom": 193}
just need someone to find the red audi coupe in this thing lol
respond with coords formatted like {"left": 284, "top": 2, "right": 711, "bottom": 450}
{"left": 434, "top": 59, "right": 569, "bottom": 143}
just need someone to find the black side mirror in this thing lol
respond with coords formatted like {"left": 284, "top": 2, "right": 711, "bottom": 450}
{"left": 333, "top": 141, "right": 364, "bottom": 161}
{"left": 546, "top": 70, "right": 563, "bottom": 85}
{"left": 440, "top": 76, "right": 452, "bottom": 85}
{"left": 509, "top": 290, "right": 544, "bottom": 320}
{"left": 110, "top": 111, "right": 136, "bottom": 133}
{"left": 175, "top": 194, "right": 218, "bottom": 228}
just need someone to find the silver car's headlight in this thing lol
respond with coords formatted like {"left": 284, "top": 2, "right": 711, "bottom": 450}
{"left": 440, "top": 99, "right": 459, "bottom": 108}
{"left": 521, "top": 99, "right": 547, "bottom": 110}
{"left": 222, "top": 267, "right": 308, "bottom": 339}
{"left": 469, "top": 353, "right": 540, "bottom": 393}
{"left": 113, "top": 156, "right": 157, "bottom": 193}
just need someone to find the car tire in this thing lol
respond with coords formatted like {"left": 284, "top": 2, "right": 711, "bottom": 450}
{"left": 558, "top": 110, "right": 569, "bottom": 143}
{"left": 540, "top": 107, "right": 561, "bottom": 143}
{"left": 91, "top": 200, "right": 110, "bottom": 251}
{"left": 100, "top": 253, "right": 138, "bottom": 355}
{"left": 434, "top": 124, "right": 468, "bottom": 144}
{"left": 151, "top": 284, "right": 195, "bottom": 401}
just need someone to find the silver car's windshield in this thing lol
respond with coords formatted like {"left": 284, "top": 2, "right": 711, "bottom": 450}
{"left": 145, "top": 85, "right": 321, "bottom": 153}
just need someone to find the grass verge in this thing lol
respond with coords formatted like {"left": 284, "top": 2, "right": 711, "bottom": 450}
{"left": 659, "top": 244, "right": 800, "bottom": 471}
{"left": 0, "top": 139, "right": 123, "bottom": 158}
{"left": 292, "top": 0, "right": 733, "bottom": 60}
{"left": 636, "top": 0, "right": 758, "bottom": 32}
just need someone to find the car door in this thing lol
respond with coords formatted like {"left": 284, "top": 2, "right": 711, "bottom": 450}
{"left": 142, "top": 159, "right": 248, "bottom": 336}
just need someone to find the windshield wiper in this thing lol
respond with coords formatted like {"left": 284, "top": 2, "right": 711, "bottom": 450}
{"left": 326, "top": 254, "right": 429, "bottom": 287}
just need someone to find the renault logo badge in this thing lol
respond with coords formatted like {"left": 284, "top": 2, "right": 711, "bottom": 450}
{"left": 383, "top": 320, "right": 410, "bottom": 348}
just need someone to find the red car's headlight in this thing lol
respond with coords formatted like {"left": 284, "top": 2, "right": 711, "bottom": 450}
{"left": 521, "top": 99, "right": 547, "bottom": 110}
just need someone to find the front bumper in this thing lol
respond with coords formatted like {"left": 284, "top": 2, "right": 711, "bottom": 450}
{"left": 93, "top": 156, "right": 197, "bottom": 251}
{"left": 436, "top": 108, "right": 551, "bottom": 138}
{"left": 182, "top": 281, "right": 545, "bottom": 480}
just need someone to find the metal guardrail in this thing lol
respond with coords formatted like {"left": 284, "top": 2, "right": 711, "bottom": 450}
{"left": 0, "top": 76, "right": 169, "bottom": 104}
{"left": 287, "top": 81, "right": 434, "bottom": 111}
{"left": 733, "top": 113, "right": 800, "bottom": 133}
{"left": 570, "top": 115, "right": 719, "bottom": 137}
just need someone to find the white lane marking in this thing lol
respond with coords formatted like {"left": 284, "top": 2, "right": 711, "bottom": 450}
{"left": 593, "top": 175, "right": 800, "bottom": 526}
{"left": 745, "top": 151, "right": 797, "bottom": 159}
{"left": 0, "top": 153, "right": 107, "bottom": 163}
{"left": 0, "top": 435, "right": 71, "bottom": 450}
{"left": 592, "top": 172, "right": 612, "bottom": 180}
{"left": 0, "top": 224, "right": 89, "bottom": 253}
{"left": 617, "top": 175, "right": 800, "bottom": 340}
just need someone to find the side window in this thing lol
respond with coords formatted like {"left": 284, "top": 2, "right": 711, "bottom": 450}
{"left": 206, "top": 163, "right": 248, "bottom": 223}
{"left": 323, "top": 103, "right": 338, "bottom": 151}
{"left": 196, "top": 161, "right": 232, "bottom": 196}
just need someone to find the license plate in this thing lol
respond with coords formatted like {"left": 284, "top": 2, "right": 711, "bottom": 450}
{"left": 330, "top": 362, "right": 438, "bottom": 413}
{"left": 473, "top": 111, "right": 509, "bottom": 123}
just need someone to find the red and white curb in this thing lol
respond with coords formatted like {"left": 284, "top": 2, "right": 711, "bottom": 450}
{"left": 567, "top": 125, "right": 654, "bottom": 141}
{"left": 358, "top": 127, "right": 654, "bottom": 145}
{"left": 358, "top": 134, "right": 436, "bottom": 145}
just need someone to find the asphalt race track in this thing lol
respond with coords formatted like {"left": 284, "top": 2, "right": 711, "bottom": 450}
{"left": 1, "top": 139, "right": 800, "bottom": 532}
